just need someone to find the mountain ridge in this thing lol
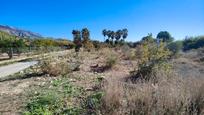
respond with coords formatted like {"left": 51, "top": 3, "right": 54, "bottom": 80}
{"left": 0, "top": 25, "right": 42, "bottom": 38}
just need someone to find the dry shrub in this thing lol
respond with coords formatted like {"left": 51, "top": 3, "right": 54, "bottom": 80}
{"left": 99, "top": 48, "right": 113, "bottom": 58}
{"left": 102, "top": 78, "right": 124, "bottom": 115}
{"left": 40, "top": 56, "right": 71, "bottom": 76}
{"left": 101, "top": 71, "right": 204, "bottom": 115}
{"left": 121, "top": 44, "right": 136, "bottom": 60}
{"left": 83, "top": 41, "right": 94, "bottom": 52}
{"left": 98, "top": 48, "right": 119, "bottom": 69}
{"left": 105, "top": 55, "right": 118, "bottom": 68}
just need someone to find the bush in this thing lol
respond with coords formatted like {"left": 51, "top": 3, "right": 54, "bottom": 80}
{"left": 101, "top": 71, "right": 204, "bottom": 115}
{"left": 134, "top": 41, "right": 172, "bottom": 81}
{"left": 121, "top": 44, "right": 136, "bottom": 60}
{"left": 83, "top": 41, "right": 94, "bottom": 52}
{"left": 24, "top": 92, "right": 62, "bottom": 115}
{"left": 105, "top": 53, "right": 118, "bottom": 68}
{"left": 83, "top": 92, "right": 104, "bottom": 114}
{"left": 40, "top": 57, "right": 71, "bottom": 76}
{"left": 183, "top": 36, "right": 204, "bottom": 51}
{"left": 167, "top": 40, "right": 183, "bottom": 55}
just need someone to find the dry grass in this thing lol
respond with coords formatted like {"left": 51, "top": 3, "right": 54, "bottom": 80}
{"left": 40, "top": 55, "right": 71, "bottom": 76}
{"left": 101, "top": 70, "right": 204, "bottom": 115}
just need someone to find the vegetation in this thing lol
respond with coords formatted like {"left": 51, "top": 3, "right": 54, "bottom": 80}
{"left": 40, "top": 57, "right": 71, "bottom": 76}
{"left": 183, "top": 36, "right": 204, "bottom": 51}
{"left": 157, "top": 31, "right": 174, "bottom": 43}
{"left": 141, "top": 33, "right": 155, "bottom": 43}
{"left": 1, "top": 27, "right": 204, "bottom": 115}
{"left": 102, "top": 28, "right": 128, "bottom": 46}
{"left": 81, "top": 28, "right": 94, "bottom": 51}
{"left": 0, "top": 31, "right": 26, "bottom": 58}
{"left": 0, "top": 31, "right": 73, "bottom": 59}
{"left": 72, "top": 30, "right": 82, "bottom": 52}
{"left": 134, "top": 41, "right": 172, "bottom": 81}
{"left": 167, "top": 40, "right": 183, "bottom": 55}
{"left": 24, "top": 78, "right": 84, "bottom": 115}
{"left": 105, "top": 54, "right": 118, "bottom": 68}
{"left": 101, "top": 71, "right": 204, "bottom": 115}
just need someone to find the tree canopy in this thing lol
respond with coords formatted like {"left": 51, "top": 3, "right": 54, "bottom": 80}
{"left": 157, "top": 31, "right": 174, "bottom": 43}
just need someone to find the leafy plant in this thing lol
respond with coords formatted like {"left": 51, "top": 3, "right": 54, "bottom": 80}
{"left": 167, "top": 40, "right": 183, "bottom": 55}
{"left": 24, "top": 78, "right": 84, "bottom": 115}
{"left": 83, "top": 92, "right": 104, "bottom": 114}
{"left": 134, "top": 41, "right": 172, "bottom": 81}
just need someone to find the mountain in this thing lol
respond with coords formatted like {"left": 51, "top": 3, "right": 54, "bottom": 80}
{"left": 0, "top": 25, "right": 42, "bottom": 38}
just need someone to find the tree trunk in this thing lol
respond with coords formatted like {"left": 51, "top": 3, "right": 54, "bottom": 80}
{"left": 8, "top": 47, "right": 13, "bottom": 59}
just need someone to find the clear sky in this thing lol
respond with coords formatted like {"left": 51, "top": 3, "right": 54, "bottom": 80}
{"left": 0, "top": 0, "right": 204, "bottom": 41}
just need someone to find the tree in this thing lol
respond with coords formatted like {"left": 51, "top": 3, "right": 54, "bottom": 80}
{"left": 156, "top": 31, "right": 174, "bottom": 43}
{"left": 106, "top": 30, "right": 112, "bottom": 44}
{"left": 141, "top": 33, "right": 155, "bottom": 43}
{"left": 110, "top": 31, "right": 115, "bottom": 45}
{"left": 0, "top": 31, "right": 26, "bottom": 59}
{"left": 103, "top": 28, "right": 128, "bottom": 46}
{"left": 14, "top": 39, "right": 26, "bottom": 56}
{"left": 82, "top": 28, "right": 94, "bottom": 51}
{"left": 72, "top": 30, "right": 82, "bottom": 52}
{"left": 102, "top": 29, "right": 107, "bottom": 41}
{"left": 122, "top": 28, "right": 128, "bottom": 41}
{"left": 82, "top": 28, "right": 90, "bottom": 43}
{"left": 0, "top": 39, "right": 14, "bottom": 59}
{"left": 115, "top": 30, "right": 123, "bottom": 44}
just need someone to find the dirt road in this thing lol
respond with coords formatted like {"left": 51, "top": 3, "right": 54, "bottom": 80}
{"left": 0, "top": 61, "right": 38, "bottom": 78}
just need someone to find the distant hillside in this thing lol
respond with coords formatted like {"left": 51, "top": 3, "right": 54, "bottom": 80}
{"left": 0, "top": 25, "right": 42, "bottom": 39}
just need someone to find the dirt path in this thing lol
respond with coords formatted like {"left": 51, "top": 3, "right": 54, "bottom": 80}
{"left": 0, "top": 61, "right": 38, "bottom": 78}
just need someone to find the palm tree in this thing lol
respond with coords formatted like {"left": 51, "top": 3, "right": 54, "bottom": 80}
{"left": 102, "top": 29, "right": 107, "bottom": 41}
{"left": 115, "top": 30, "right": 123, "bottom": 44}
{"left": 72, "top": 30, "right": 82, "bottom": 52}
{"left": 110, "top": 31, "right": 115, "bottom": 45}
{"left": 106, "top": 30, "right": 112, "bottom": 44}
{"left": 82, "top": 28, "right": 90, "bottom": 43}
{"left": 122, "top": 28, "right": 128, "bottom": 41}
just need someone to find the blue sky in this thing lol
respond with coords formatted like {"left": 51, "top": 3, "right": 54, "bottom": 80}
{"left": 0, "top": 0, "right": 203, "bottom": 41}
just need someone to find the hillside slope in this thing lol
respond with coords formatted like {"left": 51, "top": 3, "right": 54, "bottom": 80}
{"left": 0, "top": 25, "right": 42, "bottom": 38}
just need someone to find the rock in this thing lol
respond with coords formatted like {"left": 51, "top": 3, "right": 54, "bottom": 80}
{"left": 69, "top": 79, "right": 77, "bottom": 82}
{"left": 19, "top": 71, "right": 24, "bottom": 74}
{"left": 85, "top": 87, "right": 93, "bottom": 91}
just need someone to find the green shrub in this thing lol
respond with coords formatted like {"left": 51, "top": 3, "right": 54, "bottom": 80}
{"left": 134, "top": 41, "right": 172, "bottom": 81}
{"left": 23, "top": 88, "right": 64, "bottom": 115}
{"left": 83, "top": 92, "right": 104, "bottom": 114}
{"left": 24, "top": 78, "right": 84, "bottom": 115}
{"left": 167, "top": 40, "right": 183, "bottom": 55}
{"left": 183, "top": 36, "right": 204, "bottom": 51}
